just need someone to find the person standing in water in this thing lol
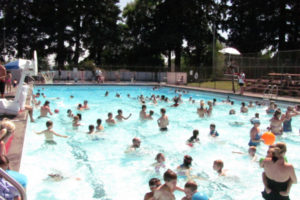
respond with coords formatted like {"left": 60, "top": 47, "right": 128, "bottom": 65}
{"left": 157, "top": 108, "right": 169, "bottom": 131}
{"left": 36, "top": 121, "right": 68, "bottom": 144}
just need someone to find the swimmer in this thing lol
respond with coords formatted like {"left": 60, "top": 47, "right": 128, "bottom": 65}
{"left": 82, "top": 100, "right": 89, "bottom": 110}
{"left": 250, "top": 113, "right": 259, "bottom": 124}
{"left": 77, "top": 113, "right": 82, "bottom": 120}
{"left": 152, "top": 153, "right": 166, "bottom": 173}
{"left": 77, "top": 104, "right": 84, "bottom": 111}
{"left": 213, "top": 160, "right": 226, "bottom": 176}
{"left": 153, "top": 169, "right": 184, "bottom": 200}
{"left": 282, "top": 106, "right": 300, "bottom": 132}
{"left": 39, "top": 101, "right": 53, "bottom": 117}
{"left": 72, "top": 116, "right": 81, "bottom": 127}
{"left": 87, "top": 125, "right": 95, "bottom": 134}
{"left": 240, "top": 102, "right": 248, "bottom": 113}
{"left": 248, "top": 119, "right": 261, "bottom": 147}
{"left": 266, "top": 101, "right": 276, "bottom": 114}
{"left": 105, "top": 91, "right": 109, "bottom": 96}
{"left": 189, "top": 97, "right": 192, "bottom": 102}
{"left": 171, "top": 98, "right": 179, "bottom": 107}
{"left": 209, "top": 123, "right": 219, "bottom": 137}
{"left": 270, "top": 109, "right": 284, "bottom": 135}
{"left": 182, "top": 181, "right": 202, "bottom": 200}
{"left": 96, "top": 119, "right": 104, "bottom": 131}
{"left": 261, "top": 142, "right": 297, "bottom": 199}
{"left": 144, "top": 178, "right": 161, "bottom": 200}
{"left": 206, "top": 101, "right": 213, "bottom": 116}
{"left": 70, "top": 95, "right": 74, "bottom": 99}
{"left": 67, "top": 109, "right": 74, "bottom": 118}
{"left": 197, "top": 101, "right": 207, "bottom": 118}
{"left": 157, "top": 108, "right": 169, "bottom": 131}
{"left": 213, "top": 98, "right": 217, "bottom": 106}
{"left": 140, "top": 105, "right": 148, "bottom": 120}
{"left": 177, "top": 155, "right": 193, "bottom": 177}
{"left": 115, "top": 109, "right": 132, "bottom": 121}
{"left": 126, "top": 137, "right": 141, "bottom": 153}
{"left": 41, "top": 93, "right": 46, "bottom": 98}
{"left": 106, "top": 112, "right": 116, "bottom": 125}
{"left": 187, "top": 129, "right": 200, "bottom": 144}
{"left": 146, "top": 110, "right": 154, "bottom": 120}
{"left": 116, "top": 93, "right": 120, "bottom": 98}
{"left": 48, "top": 173, "right": 81, "bottom": 182}
{"left": 232, "top": 146, "right": 257, "bottom": 162}
{"left": 152, "top": 96, "right": 158, "bottom": 104}
{"left": 36, "top": 120, "right": 68, "bottom": 144}
{"left": 248, "top": 101, "right": 254, "bottom": 108}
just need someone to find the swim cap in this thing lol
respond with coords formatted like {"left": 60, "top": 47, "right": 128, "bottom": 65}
{"left": 192, "top": 192, "right": 208, "bottom": 200}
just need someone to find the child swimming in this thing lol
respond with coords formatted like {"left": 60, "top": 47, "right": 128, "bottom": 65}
{"left": 36, "top": 121, "right": 68, "bottom": 144}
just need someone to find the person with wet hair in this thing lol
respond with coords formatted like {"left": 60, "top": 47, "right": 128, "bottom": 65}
{"left": 261, "top": 142, "right": 297, "bottom": 200}
{"left": 144, "top": 178, "right": 161, "bottom": 200}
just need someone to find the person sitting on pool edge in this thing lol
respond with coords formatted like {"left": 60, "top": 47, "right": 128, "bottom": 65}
{"left": 115, "top": 109, "right": 132, "bottom": 121}
{"left": 153, "top": 169, "right": 184, "bottom": 200}
{"left": 96, "top": 119, "right": 104, "bottom": 131}
{"left": 36, "top": 120, "right": 68, "bottom": 144}
{"left": 144, "top": 178, "right": 161, "bottom": 200}
{"left": 213, "top": 160, "right": 226, "bottom": 176}
{"left": 39, "top": 101, "right": 53, "bottom": 117}
{"left": 0, "top": 155, "right": 27, "bottom": 188}
{"left": 126, "top": 137, "right": 141, "bottom": 153}
{"left": 209, "top": 124, "right": 219, "bottom": 137}
{"left": 157, "top": 108, "right": 169, "bottom": 131}
{"left": 106, "top": 112, "right": 116, "bottom": 125}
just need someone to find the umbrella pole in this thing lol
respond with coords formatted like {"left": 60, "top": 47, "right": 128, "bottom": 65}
{"left": 230, "top": 55, "right": 235, "bottom": 93}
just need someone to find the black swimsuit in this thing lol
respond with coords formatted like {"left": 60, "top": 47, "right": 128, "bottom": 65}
{"left": 262, "top": 176, "right": 290, "bottom": 200}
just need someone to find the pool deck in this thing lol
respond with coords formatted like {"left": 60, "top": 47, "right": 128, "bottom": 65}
{"left": 5, "top": 81, "right": 300, "bottom": 171}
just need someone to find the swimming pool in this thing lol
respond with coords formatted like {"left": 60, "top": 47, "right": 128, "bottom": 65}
{"left": 20, "top": 85, "right": 300, "bottom": 200}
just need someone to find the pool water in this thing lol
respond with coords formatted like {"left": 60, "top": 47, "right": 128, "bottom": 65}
{"left": 20, "top": 86, "right": 300, "bottom": 200}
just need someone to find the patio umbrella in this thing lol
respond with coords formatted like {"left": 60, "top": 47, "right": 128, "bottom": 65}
{"left": 218, "top": 47, "right": 241, "bottom": 93}
{"left": 218, "top": 47, "right": 241, "bottom": 55}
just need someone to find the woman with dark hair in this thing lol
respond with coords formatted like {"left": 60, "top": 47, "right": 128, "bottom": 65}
{"left": 270, "top": 110, "right": 285, "bottom": 135}
{"left": 261, "top": 142, "right": 297, "bottom": 200}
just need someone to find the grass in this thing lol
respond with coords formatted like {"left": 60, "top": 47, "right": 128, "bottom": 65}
{"left": 187, "top": 81, "right": 241, "bottom": 91}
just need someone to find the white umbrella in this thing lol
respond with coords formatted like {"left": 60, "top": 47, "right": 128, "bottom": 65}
{"left": 219, "top": 47, "right": 241, "bottom": 55}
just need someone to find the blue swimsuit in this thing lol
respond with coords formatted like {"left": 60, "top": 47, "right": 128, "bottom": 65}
{"left": 283, "top": 118, "right": 292, "bottom": 132}
{"left": 248, "top": 133, "right": 261, "bottom": 146}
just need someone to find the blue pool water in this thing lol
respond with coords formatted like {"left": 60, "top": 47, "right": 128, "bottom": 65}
{"left": 20, "top": 85, "right": 300, "bottom": 200}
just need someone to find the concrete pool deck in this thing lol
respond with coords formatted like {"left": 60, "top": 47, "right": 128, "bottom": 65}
{"left": 5, "top": 81, "right": 300, "bottom": 171}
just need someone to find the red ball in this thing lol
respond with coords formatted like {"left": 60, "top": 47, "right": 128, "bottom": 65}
{"left": 54, "top": 109, "right": 59, "bottom": 113}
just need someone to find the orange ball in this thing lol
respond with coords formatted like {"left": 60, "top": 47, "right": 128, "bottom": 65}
{"left": 54, "top": 109, "right": 59, "bottom": 113}
{"left": 261, "top": 132, "right": 276, "bottom": 145}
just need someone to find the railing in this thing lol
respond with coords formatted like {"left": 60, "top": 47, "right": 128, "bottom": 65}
{"left": 263, "top": 85, "right": 278, "bottom": 99}
{"left": 0, "top": 168, "right": 27, "bottom": 200}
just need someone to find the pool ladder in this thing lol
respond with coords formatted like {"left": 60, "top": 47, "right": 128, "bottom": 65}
{"left": 0, "top": 168, "right": 27, "bottom": 200}
{"left": 263, "top": 85, "right": 278, "bottom": 100}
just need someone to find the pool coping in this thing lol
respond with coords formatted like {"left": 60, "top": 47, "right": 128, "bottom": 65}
{"left": 10, "top": 82, "right": 300, "bottom": 171}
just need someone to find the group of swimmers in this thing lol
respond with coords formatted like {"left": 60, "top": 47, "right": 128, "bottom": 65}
{"left": 30, "top": 87, "right": 299, "bottom": 200}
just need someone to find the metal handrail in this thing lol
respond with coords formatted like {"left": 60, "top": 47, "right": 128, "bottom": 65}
{"left": 0, "top": 168, "right": 27, "bottom": 200}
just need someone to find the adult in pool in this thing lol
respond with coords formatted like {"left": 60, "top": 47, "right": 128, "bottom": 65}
{"left": 282, "top": 106, "right": 300, "bottom": 132}
{"left": 36, "top": 120, "right": 68, "bottom": 144}
{"left": 197, "top": 101, "right": 206, "bottom": 118}
{"left": 39, "top": 101, "right": 53, "bottom": 117}
{"left": 248, "top": 119, "right": 261, "bottom": 147}
{"left": 240, "top": 102, "right": 248, "bottom": 113}
{"left": 157, "top": 108, "right": 169, "bottom": 131}
{"left": 261, "top": 142, "right": 297, "bottom": 200}
{"left": 125, "top": 137, "right": 141, "bottom": 153}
